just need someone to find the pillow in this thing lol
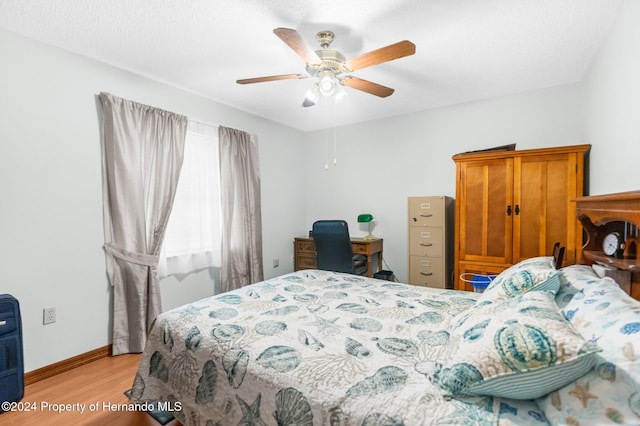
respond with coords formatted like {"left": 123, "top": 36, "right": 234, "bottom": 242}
{"left": 553, "top": 264, "right": 602, "bottom": 314}
{"left": 538, "top": 266, "right": 640, "bottom": 425}
{"left": 432, "top": 291, "right": 600, "bottom": 400}
{"left": 478, "top": 256, "right": 562, "bottom": 303}
{"left": 494, "top": 399, "right": 549, "bottom": 426}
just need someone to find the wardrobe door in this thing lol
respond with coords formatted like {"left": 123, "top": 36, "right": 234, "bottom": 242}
{"left": 513, "top": 152, "right": 579, "bottom": 265}
{"left": 457, "top": 158, "right": 514, "bottom": 265}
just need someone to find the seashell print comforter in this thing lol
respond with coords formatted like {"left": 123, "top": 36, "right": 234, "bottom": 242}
{"left": 131, "top": 270, "right": 544, "bottom": 425}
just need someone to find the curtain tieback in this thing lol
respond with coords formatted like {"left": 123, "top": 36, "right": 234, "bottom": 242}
{"left": 104, "top": 242, "right": 159, "bottom": 267}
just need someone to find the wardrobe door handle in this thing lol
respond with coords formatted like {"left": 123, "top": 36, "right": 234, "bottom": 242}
{"left": 515, "top": 204, "right": 520, "bottom": 215}
{"left": 507, "top": 205, "right": 512, "bottom": 216}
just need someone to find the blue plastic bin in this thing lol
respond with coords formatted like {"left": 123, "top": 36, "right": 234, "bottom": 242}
{"left": 470, "top": 274, "right": 496, "bottom": 293}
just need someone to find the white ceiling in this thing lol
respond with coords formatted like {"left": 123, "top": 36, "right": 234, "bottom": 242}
{"left": 0, "top": 0, "right": 622, "bottom": 132}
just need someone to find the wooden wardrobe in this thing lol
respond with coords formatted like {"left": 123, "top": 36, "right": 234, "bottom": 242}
{"left": 452, "top": 144, "right": 590, "bottom": 292}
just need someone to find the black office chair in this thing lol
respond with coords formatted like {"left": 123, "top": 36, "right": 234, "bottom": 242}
{"left": 312, "top": 220, "right": 368, "bottom": 276}
{"left": 552, "top": 242, "right": 565, "bottom": 269}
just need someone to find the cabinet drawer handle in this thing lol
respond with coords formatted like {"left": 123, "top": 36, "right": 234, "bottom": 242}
{"left": 0, "top": 320, "right": 6, "bottom": 327}
{"left": 420, "top": 272, "right": 433, "bottom": 276}
{"left": 419, "top": 242, "right": 433, "bottom": 247}
{"left": 420, "top": 213, "right": 433, "bottom": 217}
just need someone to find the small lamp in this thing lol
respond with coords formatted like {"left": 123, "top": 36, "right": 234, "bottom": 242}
{"left": 357, "top": 214, "right": 376, "bottom": 240}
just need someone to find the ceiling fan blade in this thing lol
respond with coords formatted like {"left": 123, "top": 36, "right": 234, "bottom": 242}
{"left": 345, "top": 40, "right": 416, "bottom": 72}
{"left": 273, "top": 28, "right": 322, "bottom": 65}
{"left": 342, "top": 76, "right": 394, "bottom": 98}
{"left": 236, "top": 73, "right": 307, "bottom": 84}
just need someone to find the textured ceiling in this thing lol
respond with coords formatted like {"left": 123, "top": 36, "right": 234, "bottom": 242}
{"left": 0, "top": 0, "right": 622, "bottom": 132}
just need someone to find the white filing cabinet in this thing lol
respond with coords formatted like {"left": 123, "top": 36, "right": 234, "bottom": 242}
{"left": 408, "top": 196, "right": 454, "bottom": 288}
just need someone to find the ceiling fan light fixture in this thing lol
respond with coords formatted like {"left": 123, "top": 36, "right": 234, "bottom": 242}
{"left": 334, "top": 85, "right": 346, "bottom": 103}
{"left": 302, "top": 86, "right": 319, "bottom": 107}
{"left": 318, "top": 73, "right": 337, "bottom": 96}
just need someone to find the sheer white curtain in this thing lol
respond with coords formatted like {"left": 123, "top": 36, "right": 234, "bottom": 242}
{"left": 159, "top": 120, "right": 222, "bottom": 277}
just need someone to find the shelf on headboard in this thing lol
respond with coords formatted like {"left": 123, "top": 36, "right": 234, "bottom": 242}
{"left": 573, "top": 190, "right": 640, "bottom": 226}
{"left": 574, "top": 191, "right": 640, "bottom": 263}
{"left": 583, "top": 250, "right": 639, "bottom": 271}
{"left": 573, "top": 191, "right": 640, "bottom": 300}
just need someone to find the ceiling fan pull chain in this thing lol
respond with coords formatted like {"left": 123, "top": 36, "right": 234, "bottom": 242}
{"left": 324, "top": 105, "right": 330, "bottom": 170}
{"left": 332, "top": 105, "right": 338, "bottom": 167}
{"left": 324, "top": 134, "right": 329, "bottom": 171}
{"left": 333, "top": 125, "right": 338, "bottom": 166}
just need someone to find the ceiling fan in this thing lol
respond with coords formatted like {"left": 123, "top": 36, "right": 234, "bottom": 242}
{"left": 237, "top": 28, "right": 416, "bottom": 107}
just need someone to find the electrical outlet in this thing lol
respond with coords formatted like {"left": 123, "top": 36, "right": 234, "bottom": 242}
{"left": 273, "top": 258, "right": 279, "bottom": 268}
{"left": 43, "top": 307, "right": 56, "bottom": 325}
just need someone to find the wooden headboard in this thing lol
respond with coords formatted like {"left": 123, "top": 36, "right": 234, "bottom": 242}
{"left": 573, "top": 191, "right": 640, "bottom": 300}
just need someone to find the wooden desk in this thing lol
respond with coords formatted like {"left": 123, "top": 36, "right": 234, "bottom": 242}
{"left": 294, "top": 237, "right": 383, "bottom": 277}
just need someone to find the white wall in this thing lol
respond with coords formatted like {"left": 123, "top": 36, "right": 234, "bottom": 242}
{"left": 581, "top": 0, "right": 640, "bottom": 195}
{"left": 305, "top": 84, "right": 583, "bottom": 282}
{"left": 0, "top": 29, "right": 308, "bottom": 372}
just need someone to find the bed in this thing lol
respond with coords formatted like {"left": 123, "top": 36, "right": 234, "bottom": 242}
{"left": 130, "top": 258, "right": 640, "bottom": 425}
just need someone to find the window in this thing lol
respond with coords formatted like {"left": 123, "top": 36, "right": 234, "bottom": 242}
{"left": 158, "top": 120, "right": 221, "bottom": 277}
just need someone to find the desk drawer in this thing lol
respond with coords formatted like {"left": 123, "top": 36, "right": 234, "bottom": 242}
{"left": 409, "top": 227, "right": 443, "bottom": 257}
{"left": 295, "top": 240, "right": 316, "bottom": 254}
{"left": 296, "top": 254, "right": 317, "bottom": 270}
{"left": 351, "top": 243, "right": 368, "bottom": 253}
{"left": 409, "top": 256, "right": 445, "bottom": 288}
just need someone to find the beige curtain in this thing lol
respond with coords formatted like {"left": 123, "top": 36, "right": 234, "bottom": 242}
{"left": 99, "top": 92, "right": 187, "bottom": 355}
{"left": 218, "top": 126, "right": 263, "bottom": 292}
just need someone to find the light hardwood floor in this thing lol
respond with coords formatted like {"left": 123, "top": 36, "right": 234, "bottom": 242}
{"left": 1, "top": 354, "right": 181, "bottom": 425}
